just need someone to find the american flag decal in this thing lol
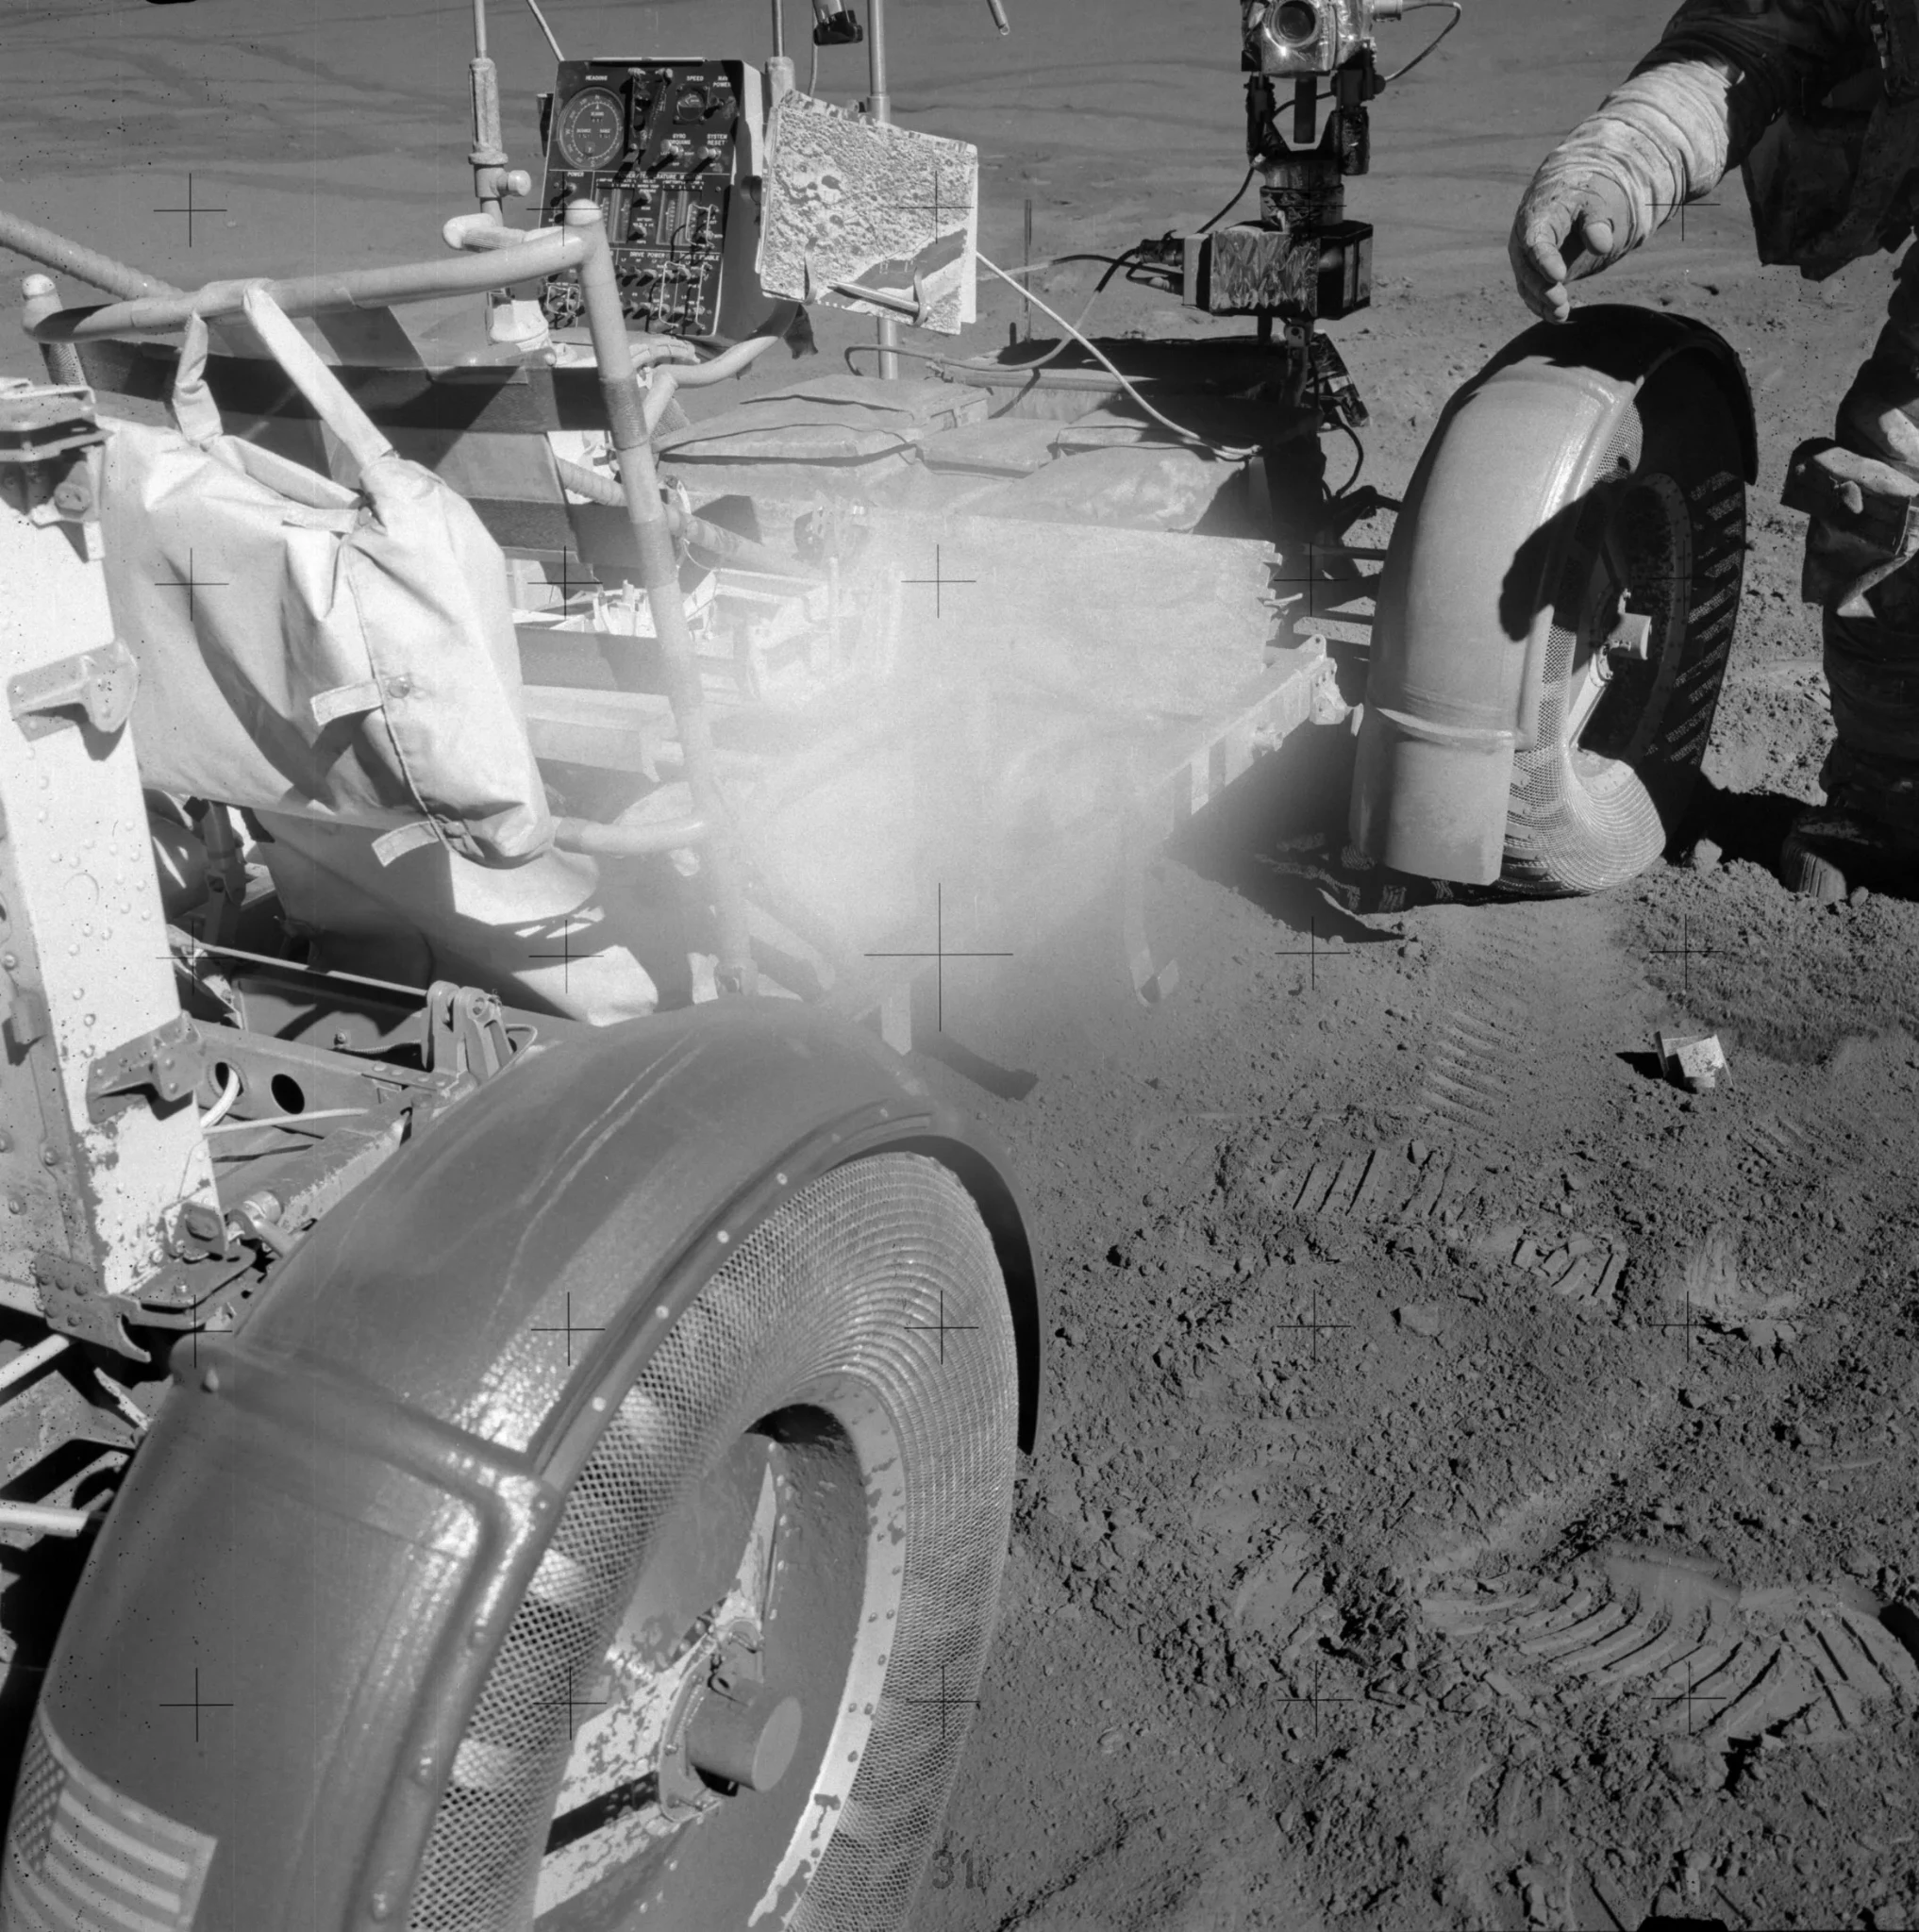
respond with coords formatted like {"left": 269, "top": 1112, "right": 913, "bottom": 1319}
{"left": 1, "top": 1709, "right": 217, "bottom": 1930}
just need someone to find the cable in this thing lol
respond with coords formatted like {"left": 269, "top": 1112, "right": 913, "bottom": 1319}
{"left": 843, "top": 341, "right": 952, "bottom": 373}
{"left": 975, "top": 244, "right": 1150, "bottom": 375}
{"left": 993, "top": 251, "right": 1144, "bottom": 279}
{"left": 975, "top": 252, "right": 1260, "bottom": 461}
{"left": 839, "top": 244, "right": 1154, "bottom": 381}
{"left": 1332, "top": 420, "right": 1366, "bottom": 497}
{"left": 199, "top": 1065, "right": 242, "bottom": 1130}
{"left": 1379, "top": 1, "right": 1461, "bottom": 85}
{"left": 1199, "top": 162, "right": 1260, "bottom": 234}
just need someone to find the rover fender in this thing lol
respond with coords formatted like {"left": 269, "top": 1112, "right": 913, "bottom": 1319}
{"left": 1349, "top": 304, "right": 1758, "bottom": 886}
{"left": 6, "top": 1001, "right": 1043, "bottom": 1931}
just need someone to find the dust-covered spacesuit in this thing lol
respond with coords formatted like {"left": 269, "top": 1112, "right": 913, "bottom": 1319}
{"left": 1512, "top": 0, "right": 1919, "bottom": 895}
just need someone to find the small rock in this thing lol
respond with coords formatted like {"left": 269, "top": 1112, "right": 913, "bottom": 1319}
{"left": 1850, "top": 884, "right": 1870, "bottom": 908}
{"left": 1410, "top": 1140, "right": 1429, "bottom": 1165}
{"left": 1689, "top": 835, "right": 1723, "bottom": 873}
{"left": 1097, "top": 1726, "right": 1126, "bottom": 1756}
{"left": 1844, "top": 1544, "right": 1877, "bottom": 1578}
{"left": 1677, "top": 1388, "right": 1702, "bottom": 1409}
{"left": 1394, "top": 1303, "right": 1444, "bottom": 1339}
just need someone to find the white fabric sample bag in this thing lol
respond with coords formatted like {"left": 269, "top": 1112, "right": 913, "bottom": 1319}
{"left": 98, "top": 300, "right": 553, "bottom": 866}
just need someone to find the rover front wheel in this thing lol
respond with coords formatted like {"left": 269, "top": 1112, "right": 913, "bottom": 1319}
{"left": 1500, "top": 356, "right": 1748, "bottom": 894}
{"left": 403, "top": 1150, "right": 1018, "bottom": 1932}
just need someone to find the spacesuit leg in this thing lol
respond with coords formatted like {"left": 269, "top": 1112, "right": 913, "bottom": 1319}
{"left": 1818, "top": 242, "right": 1919, "bottom": 844}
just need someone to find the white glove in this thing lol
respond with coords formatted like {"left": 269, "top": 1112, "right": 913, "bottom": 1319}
{"left": 1510, "top": 165, "right": 1642, "bottom": 324}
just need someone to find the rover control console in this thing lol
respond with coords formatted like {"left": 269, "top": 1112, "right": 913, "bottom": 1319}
{"left": 535, "top": 58, "right": 775, "bottom": 341}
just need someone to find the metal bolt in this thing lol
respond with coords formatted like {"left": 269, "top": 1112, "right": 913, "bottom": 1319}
{"left": 412, "top": 1752, "right": 436, "bottom": 1784}
{"left": 6, "top": 1198, "right": 24, "bottom": 1217}
{"left": 0, "top": 1132, "right": 10, "bottom": 1154}
{"left": 39, "top": 1145, "right": 58, "bottom": 1168}
{"left": 1, "top": 953, "right": 16, "bottom": 970}
{"left": 368, "top": 1890, "right": 393, "bottom": 1923}
{"left": 201, "top": 1369, "right": 221, "bottom": 1393}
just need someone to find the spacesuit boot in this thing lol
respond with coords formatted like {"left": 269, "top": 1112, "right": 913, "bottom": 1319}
{"left": 1781, "top": 243, "right": 1919, "bottom": 903}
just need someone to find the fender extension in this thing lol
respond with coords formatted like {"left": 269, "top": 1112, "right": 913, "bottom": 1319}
{"left": 1348, "top": 304, "right": 1758, "bottom": 886}
{"left": 1, "top": 1002, "right": 1043, "bottom": 1932}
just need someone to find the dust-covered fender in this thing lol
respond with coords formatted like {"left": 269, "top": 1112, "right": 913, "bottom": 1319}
{"left": 9, "top": 1002, "right": 1043, "bottom": 1932}
{"left": 1348, "top": 304, "right": 1757, "bottom": 885}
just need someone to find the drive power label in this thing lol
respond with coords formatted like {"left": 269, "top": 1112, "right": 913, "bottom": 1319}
{"left": 1, "top": 1711, "right": 217, "bottom": 1931}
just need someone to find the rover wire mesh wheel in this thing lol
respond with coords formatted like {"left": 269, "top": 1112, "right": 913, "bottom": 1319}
{"left": 1499, "top": 358, "right": 1747, "bottom": 894}
{"left": 403, "top": 1150, "right": 1018, "bottom": 1932}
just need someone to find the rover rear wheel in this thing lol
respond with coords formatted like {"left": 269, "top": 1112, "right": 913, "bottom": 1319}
{"left": 402, "top": 1150, "right": 1018, "bottom": 1932}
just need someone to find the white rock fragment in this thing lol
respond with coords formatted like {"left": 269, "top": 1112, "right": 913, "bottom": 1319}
{"left": 1655, "top": 1028, "right": 1727, "bottom": 1092}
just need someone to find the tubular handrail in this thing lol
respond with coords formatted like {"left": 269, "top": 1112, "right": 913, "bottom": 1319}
{"left": 550, "top": 813, "right": 709, "bottom": 857}
{"left": 16, "top": 226, "right": 590, "bottom": 341}
{"left": 550, "top": 456, "right": 821, "bottom": 579}
{"left": 0, "top": 207, "right": 186, "bottom": 303}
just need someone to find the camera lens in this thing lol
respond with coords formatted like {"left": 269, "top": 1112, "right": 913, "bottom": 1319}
{"left": 1275, "top": 1, "right": 1319, "bottom": 41}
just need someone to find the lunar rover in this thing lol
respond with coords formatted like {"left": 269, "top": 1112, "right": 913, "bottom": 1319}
{"left": 0, "top": 1, "right": 1754, "bottom": 1925}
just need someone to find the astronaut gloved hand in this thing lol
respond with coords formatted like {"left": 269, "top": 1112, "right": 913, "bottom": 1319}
{"left": 1509, "top": 163, "right": 1642, "bottom": 324}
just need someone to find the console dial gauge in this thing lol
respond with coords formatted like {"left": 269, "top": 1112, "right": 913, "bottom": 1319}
{"left": 556, "top": 88, "right": 626, "bottom": 170}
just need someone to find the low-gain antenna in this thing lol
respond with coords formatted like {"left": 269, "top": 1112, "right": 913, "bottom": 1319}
{"left": 522, "top": 0, "right": 564, "bottom": 62}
